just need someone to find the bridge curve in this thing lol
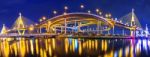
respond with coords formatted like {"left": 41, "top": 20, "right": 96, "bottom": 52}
{"left": 38, "top": 13, "right": 114, "bottom": 32}
{"left": 45, "top": 13, "right": 112, "bottom": 24}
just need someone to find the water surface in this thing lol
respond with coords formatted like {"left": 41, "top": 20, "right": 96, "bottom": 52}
{"left": 0, "top": 38, "right": 150, "bottom": 57}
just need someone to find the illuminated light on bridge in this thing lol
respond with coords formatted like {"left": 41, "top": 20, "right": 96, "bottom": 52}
{"left": 39, "top": 19, "right": 43, "bottom": 22}
{"left": 87, "top": 10, "right": 91, "bottom": 14}
{"left": 63, "top": 12, "right": 67, "bottom": 15}
{"left": 80, "top": 4, "right": 84, "bottom": 9}
{"left": 53, "top": 10, "right": 57, "bottom": 15}
{"left": 105, "top": 13, "right": 111, "bottom": 18}
{"left": 99, "top": 12, "right": 102, "bottom": 15}
{"left": 96, "top": 8, "right": 103, "bottom": 16}
{"left": 42, "top": 16, "right": 47, "bottom": 20}
{"left": 136, "top": 24, "right": 150, "bottom": 37}
{"left": 96, "top": 9, "right": 100, "bottom": 13}
{"left": 29, "top": 25, "right": 34, "bottom": 32}
{"left": 64, "top": 6, "right": 68, "bottom": 10}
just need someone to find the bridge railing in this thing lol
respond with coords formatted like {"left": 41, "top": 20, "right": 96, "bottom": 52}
{"left": 0, "top": 33, "right": 56, "bottom": 37}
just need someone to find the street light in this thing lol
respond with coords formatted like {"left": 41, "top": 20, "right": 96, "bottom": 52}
{"left": 42, "top": 16, "right": 46, "bottom": 20}
{"left": 105, "top": 14, "right": 108, "bottom": 18}
{"left": 115, "top": 18, "right": 117, "bottom": 21}
{"left": 53, "top": 10, "right": 57, "bottom": 15}
{"left": 105, "top": 13, "right": 111, "bottom": 18}
{"left": 80, "top": 4, "right": 84, "bottom": 9}
{"left": 108, "top": 13, "right": 111, "bottom": 17}
{"left": 88, "top": 10, "right": 91, "bottom": 14}
{"left": 96, "top": 8, "right": 102, "bottom": 16}
{"left": 99, "top": 12, "right": 102, "bottom": 15}
{"left": 96, "top": 8, "right": 99, "bottom": 13}
{"left": 64, "top": 6, "right": 68, "bottom": 15}
{"left": 64, "top": 6, "right": 68, "bottom": 10}
{"left": 120, "top": 20, "right": 122, "bottom": 23}
{"left": 39, "top": 19, "right": 42, "bottom": 22}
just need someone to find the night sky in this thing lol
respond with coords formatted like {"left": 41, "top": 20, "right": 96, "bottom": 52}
{"left": 0, "top": 0, "right": 150, "bottom": 29}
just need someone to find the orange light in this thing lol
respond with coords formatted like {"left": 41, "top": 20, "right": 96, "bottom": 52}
{"left": 29, "top": 25, "right": 34, "bottom": 31}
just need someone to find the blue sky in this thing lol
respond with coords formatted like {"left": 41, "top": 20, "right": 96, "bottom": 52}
{"left": 0, "top": 0, "right": 150, "bottom": 29}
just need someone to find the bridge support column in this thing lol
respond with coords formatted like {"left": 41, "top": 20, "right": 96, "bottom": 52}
{"left": 122, "top": 29, "right": 125, "bottom": 36}
{"left": 46, "top": 21, "right": 51, "bottom": 33}
{"left": 97, "top": 20, "right": 99, "bottom": 35}
{"left": 97, "top": 20, "right": 101, "bottom": 35}
{"left": 78, "top": 22, "right": 81, "bottom": 33}
{"left": 112, "top": 26, "right": 115, "bottom": 35}
{"left": 108, "top": 30, "right": 110, "bottom": 35}
{"left": 46, "top": 25, "right": 49, "bottom": 33}
{"left": 37, "top": 28, "right": 40, "bottom": 33}
{"left": 64, "top": 18, "right": 67, "bottom": 35}
{"left": 100, "top": 21, "right": 103, "bottom": 35}
{"left": 38, "top": 27, "right": 42, "bottom": 34}
{"left": 130, "top": 30, "right": 133, "bottom": 36}
{"left": 40, "top": 28, "right": 42, "bottom": 33}
{"left": 130, "top": 29, "right": 135, "bottom": 37}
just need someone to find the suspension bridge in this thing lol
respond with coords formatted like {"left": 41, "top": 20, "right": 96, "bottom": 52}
{"left": 0, "top": 9, "right": 149, "bottom": 38}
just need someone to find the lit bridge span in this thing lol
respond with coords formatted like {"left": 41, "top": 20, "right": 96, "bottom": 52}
{"left": 0, "top": 33, "right": 56, "bottom": 38}
{"left": 0, "top": 9, "right": 144, "bottom": 38}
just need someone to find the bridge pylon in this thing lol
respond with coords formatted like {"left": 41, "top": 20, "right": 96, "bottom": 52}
{"left": 119, "top": 8, "right": 141, "bottom": 37}
{"left": 14, "top": 13, "right": 26, "bottom": 35}
{"left": 130, "top": 9, "right": 136, "bottom": 37}
{"left": 0, "top": 24, "right": 8, "bottom": 34}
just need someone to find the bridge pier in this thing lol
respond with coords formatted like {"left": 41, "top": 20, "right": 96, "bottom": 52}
{"left": 130, "top": 29, "right": 136, "bottom": 37}
{"left": 64, "top": 18, "right": 67, "bottom": 35}
{"left": 40, "top": 27, "right": 42, "bottom": 33}
{"left": 78, "top": 22, "right": 82, "bottom": 33}
{"left": 112, "top": 26, "right": 115, "bottom": 35}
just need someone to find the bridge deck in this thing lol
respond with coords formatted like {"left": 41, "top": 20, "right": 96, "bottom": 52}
{"left": 0, "top": 33, "right": 57, "bottom": 38}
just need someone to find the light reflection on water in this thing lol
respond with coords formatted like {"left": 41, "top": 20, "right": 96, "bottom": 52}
{"left": 0, "top": 38, "right": 150, "bottom": 57}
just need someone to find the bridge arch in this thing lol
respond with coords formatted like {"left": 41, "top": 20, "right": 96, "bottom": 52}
{"left": 38, "top": 13, "right": 114, "bottom": 33}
